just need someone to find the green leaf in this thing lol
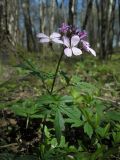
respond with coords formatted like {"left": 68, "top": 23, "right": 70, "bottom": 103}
{"left": 96, "top": 123, "right": 110, "bottom": 138}
{"left": 54, "top": 109, "right": 65, "bottom": 144}
{"left": 94, "top": 113, "right": 100, "bottom": 127}
{"left": 75, "top": 152, "right": 90, "bottom": 160}
{"left": 107, "top": 111, "right": 120, "bottom": 121}
{"left": 72, "top": 78, "right": 98, "bottom": 95}
{"left": 38, "top": 95, "right": 55, "bottom": 104}
{"left": 90, "top": 147, "right": 104, "bottom": 160}
{"left": 0, "top": 153, "right": 38, "bottom": 160}
{"left": 59, "top": 71, "right": 70, "bottom": 84}
{"left": 44, "top": 125, "right": 50, "bottom": 138}
{"left": 95, "top": 100, "right": 106, "bottom": 116}
{"left": 112, "top": 132, "right": 120, "bottom": 143}
{"left": 84, "top": 122, "right": 93, "bottom": 138}
{"left": 60, "top": 105, "right": 81, "bottom": 120}
{"left": 60, "top": 95, "right": 73, "bottom": 103}
{"left": 60, "top": 105, "right": 82, "bottom": 127}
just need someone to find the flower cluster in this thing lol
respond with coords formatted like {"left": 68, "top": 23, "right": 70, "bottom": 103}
{"left": 37, "top": 23, "right": 96, "bottom": 57}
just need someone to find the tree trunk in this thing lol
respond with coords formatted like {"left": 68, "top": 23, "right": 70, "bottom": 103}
{"left": 95, "top": 0, "right": 101, "bottom": 51}
{"left": 21, "top": 0, "right": 35, "bottom": 52}
{"left": 82, "top": 0, "right": 93, "bottom": 30}
{"left": 68, "top": 0, "right": 76, "bottom": 25}
{"left": 0, "top": 0, "right": 19, "bottom": 63}
{"left": 107, "top": 0, "right": 116, "bottom": 57}
{"left": 50, "top": 0, "right": 55, "bottom": 32}
{"left": 0, "top": 0, "right": 18, "bottom": 43}
{"left": 39, "top": 0, "right": 47, "bottom": 33}
{"left": 117, "top": 0, "right": 120, "bottom": 47}
{"left": 100, "top": 0, "right": 108, "bottom": 60}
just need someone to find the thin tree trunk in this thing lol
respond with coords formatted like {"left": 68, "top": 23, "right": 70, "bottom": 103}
{"left": 50, "top": 0, "right": 55, "bottom": 32}
{"left": 82, "top": 0, "right": 93, "bottom": 30}
{"left": 39, "top": 0, "right": 46, "bottom": 33}
{"left": 68, "top": 0, "right": 75, "bottom": 25}
{"left": 107, "top": 0, "right": 116, "bottom": 57}
{"left": 0, "top": 0, "right": 19, "bottom": 63}
{"left": 7, "top": 0, "right": 19, "bottom": 44}
{"left": 0, "top": 0, "right": 18, "bottom": 44}
{"left": 95, "top": 0, "right": 101, "bottom": 50}
{"left": 100, "top": 0, "right": 108, "bottom": 60}
{"left": 118, "top": 0, "right": 120, "bottom": 46}
{"left": 21, "top": 0, "right": 35, "bottom": 52}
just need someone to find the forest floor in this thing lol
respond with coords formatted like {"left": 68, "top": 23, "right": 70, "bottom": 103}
{"left": 0, "top": 52, "right": 120, "bottom": 159}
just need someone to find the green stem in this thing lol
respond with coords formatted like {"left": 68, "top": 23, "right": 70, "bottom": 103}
{"left": 40, "top": 51, "right": 64, "bottom": 157}
{"left": 50, "top": 51, "right": 64, "bottom": 94}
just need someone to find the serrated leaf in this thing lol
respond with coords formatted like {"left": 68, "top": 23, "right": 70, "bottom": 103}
{"left": 84, "top": 122, "right": 93, "bottom": 138}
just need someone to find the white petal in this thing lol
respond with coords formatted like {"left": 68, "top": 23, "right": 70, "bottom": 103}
{"left": 64, "top": 48, "right": 72, "bottom": 57}
{"left": 72, "top": 47, "right": 82, "bottom": 56}
{"left": 52, "top": 38, "right": 63, "bottom": 44}
{"left": 39, "top": 38, "right": 50, "bottom": 43}
{"left": 37, "top": 33, "right": 49, "bottom": 38}
{"left": 89, "top": 48, "right": 96, "bottom": 56}
{"left": 71, "top": 35, "right": 80, "bottom": 47}
{"left": 81, "top": 40, "right": 90, "bottom": 47}
{"left": 63, "top": 36, "right": 70, "bottom": 47}
{"left": 50, "top": 32, "right": 61, "bottom": 39}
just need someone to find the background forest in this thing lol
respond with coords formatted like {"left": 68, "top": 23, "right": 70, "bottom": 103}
{"left": 0, "top": 0, "right": 120, "bottom": 59}
{"left": 0, "top": 0, "right": 120, "bottom": 160}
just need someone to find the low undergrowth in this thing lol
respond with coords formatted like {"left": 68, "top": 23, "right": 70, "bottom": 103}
{"left": 0, "top": 52, "right": 120, "bottom": 160}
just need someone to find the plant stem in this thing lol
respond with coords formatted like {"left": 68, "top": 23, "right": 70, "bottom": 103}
{"left": 50, "top": 51, "right": 64, "bottom": 94}
{"left": 40, "top": 51, "right": 64, "bottom": 157}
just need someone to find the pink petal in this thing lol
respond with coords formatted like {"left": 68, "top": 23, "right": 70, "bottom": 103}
{"left": 72, "top": 47, "right": 82, "bottom": 56}
{"left": 64, "top": 48, "right": 72, "bottom": 57}
{"left": 63, "top": 36, "right": 70, "bottom": 47}
{"left": 39, "top": 38, "right": 50, "bottom": 43}
{"left": 88, "top": 48, "right": 96, "bottom": 56}
{"left": 52, "top": 38, "right": 63, "bottom": 44}
{"left": 50, "top": 32, "right": 61, "bottom": 39}
{"left": 71, "top": 35, "right": 80, "bottom": 47}
{"left": 37, "top": 33, "right": 49, "bottom": 38}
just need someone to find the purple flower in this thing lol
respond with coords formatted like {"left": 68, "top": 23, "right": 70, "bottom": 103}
{"left": 36, "top": 32, "right": 63, "bottom": 44}
{"left": 81, "top": 40, "right": 96, "bottom": 56}
{"left": 59, "top": 23, "right": 70, "bottom": 34}
{"left": 77, "top": 31, "right": 87, "bottom": 40}
{"left": 63, "top": 35, "right": 82, "bottom": 57}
